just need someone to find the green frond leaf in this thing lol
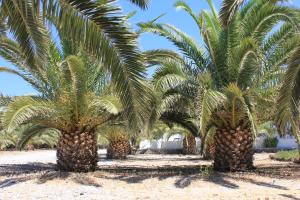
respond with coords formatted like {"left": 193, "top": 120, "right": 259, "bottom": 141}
{"left": 3, "top": 97, "right": 57, "bottom": 132}
{"left": 126, "top": 0, "right": 149, "bottom": 10}
{"left": 219, "top": 0, "right": 244, "bottom": 27}
{"left": 1, "top": 0, "right": 49, "bottom": 69}
{"left": 88, "top": 95, "right": 123, "bottom": 116}
{"left": 17, "top": 124, "right": 59, "bottom": 150}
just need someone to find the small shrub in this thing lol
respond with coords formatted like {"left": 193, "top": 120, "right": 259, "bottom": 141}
{"left": 270, "top": 150, "right": 299, "bottom": 162}
{"left": 263, "top": 137, "right": 278, "bottom": 148}
{"left": 200, "top": 166, "right": 213, "bottom": 179}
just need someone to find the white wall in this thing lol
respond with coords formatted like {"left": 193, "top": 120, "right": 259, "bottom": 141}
{"left": 161, "top": 141, "right": 182, "bottom": 150}
{"left": 140, "top": 135, "right": 298, "bottom": 151}
{"left": 254, "top": 137, "right": 265, "bottom": 149}
{"left": 139, "top": 137, "right": 202, "bottom": 151}
{"left": 276, "top": 135, "right": 297, "bottom": 149}
{"left": 253, "top": 134, "right": 297, "bottom": 149}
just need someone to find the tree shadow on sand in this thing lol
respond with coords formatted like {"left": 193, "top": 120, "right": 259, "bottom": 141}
{"left": 174, "top": 173, "right": 239, "bottom": 189}
{"left": 0, "top": 163, "right": 101, "bottom": 188}
{"left": 0, "top": 158, "right": 299, "bottom": 191}
{"left": 0, "top": 162, "right": 55, "bottom": 177}
{"left": 279, "top": 194, "right": 300, "bottom": 200}
{"left": 219, "top": 173, "right": 289, "bottom": 190}
{"left": 92, "top": 171, "right": 154, "bottom": 184}
{"left": 92, "top": 163, "right": 299, "bottom": 191}
{"left": 0, "top": 162, "right": 55, "bottom": 189}
{"left": 98, "top": 153, "right": 207, "bottom": 164}
{"left": 91, "top": 170, "right": 240, "bottom": 189}
{"left": 38, "top": 171, "right": 102, "bottom": 187}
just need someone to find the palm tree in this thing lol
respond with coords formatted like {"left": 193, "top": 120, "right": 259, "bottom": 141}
{"left": 0, "top": 0, "right": 152, "bottom": 171}
{"left": 277, "top": 34, "right": 300, "bottom": 157}
{"left": 101, "top": 126, "right": 132, "bottom": 159}
{"left": 2, "top": 52, "right": 124, "bottom": 171}
{"left": 140, "top": 52, "right": 201, "bottom": 154}
{"left": 140, "top": 0, "right": 299, "bottom": 171}
{"left": 146, "top": 54, "right": 223, "bottom": 155}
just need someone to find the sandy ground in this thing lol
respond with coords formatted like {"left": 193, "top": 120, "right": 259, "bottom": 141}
{"left": 0, "top": 150, "right": 299, "bottom": 200}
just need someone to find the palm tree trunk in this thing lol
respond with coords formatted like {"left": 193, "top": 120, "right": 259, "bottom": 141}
{"left": 203, "top": 141, "right": 215, "bottom": 160}
{"left": 295, "top": 134, "right": 300, "bottom": 158}
{"left": 57, "top": 131, "right": 98, "bottom": 172}
{"left": 183, "top": 134, "right": 197, "bottom": 154}
{"left": 213, "top": 127, "right": 254, "bottom": 172}
{"left": 107, "top": 137, "right": 131, "bottom": 159}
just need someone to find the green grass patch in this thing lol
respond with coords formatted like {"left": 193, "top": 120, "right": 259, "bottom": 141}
{"left": 270, "top": 150, "right": 299, "bottom": 162}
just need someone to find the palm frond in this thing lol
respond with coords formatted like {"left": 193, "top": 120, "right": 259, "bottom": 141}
{"left": 3, "top": 96, "right": 58, "bottom": 132}
{"left": 241, "top": 3, "right": 299, "bottom": 42}
{"left": 262, "top": 23, "right": 293, "bottom": 53}
{"left": 221, "top": 83, "right": 257, "bottom": 134}
{"left": 199, "top": 89, "right": 225, "bottom": 135}
{"left": 143, "top": 49, "right": 184, "bottom": 67}
{"left": 276, "top": 37, "right": 300, "bottom": 133}
{"left": 139, "top": 22, "right": 207, "bottom": 68}
{"left": 174, "top": 0, "right": 201, "bottom": 30}
{"left": 44, "top": 0, "right": 151, "bottom": 129}
{"left": 17, "top": 124, "right": 59, "bottom": 149}
{"left": 0, "top": 129, "right": 17, "bottom": 150}
{"left": 62, "top": 56, "right": 87, "bottom": 121}
{"left": 88, "top": 95, "right": 122, "bottom": 116}
{"left": 219, "top": 0, "right": 244, "bottom": 27}
{"left": 126, "top": 0, "right": 149, "bottom": 10}
{"left": 152, "top": 59, "right": 187, "bottom": 91}
{"left": 1, "top": 0, "right": 49, "bottom": 69}
{"left": 160, "top": 111, "right": 199, "bottom": 137}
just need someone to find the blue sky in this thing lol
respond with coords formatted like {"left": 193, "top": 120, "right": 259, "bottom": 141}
{"left": 0, "top": 0, "right": 299, "bottom": 96}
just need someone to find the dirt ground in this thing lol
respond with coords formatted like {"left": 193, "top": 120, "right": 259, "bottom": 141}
{"left": 0, "top": 150, "right": 299, "bottom": 200}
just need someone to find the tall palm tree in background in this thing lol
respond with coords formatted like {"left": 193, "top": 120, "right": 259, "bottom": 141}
{"left": 140, "top": 49, "right": 203, "bottom": 154}
{"left": 140, "top": 0, "right": 299, "bottom": 171}
{"left": 144, "top": 51, "right": 223, "bottom": 156}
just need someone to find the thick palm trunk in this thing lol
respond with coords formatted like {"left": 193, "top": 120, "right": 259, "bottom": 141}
{"left": 107, "top": 137, "right": 131, "bottom": 159}
{"left": 214, "top": 127, "right": 254, "bottom": 171}
{"left": 57, "top": 131, "right": 98, "bottom": 172}
{"left": 203, "top": 142, "right": 215, "bottom": 160}
{"left": 295, "top": 134, "right": 300, "bottom": 160}
{"left": 183, "top": 134, "right": 196, "bottom": 154}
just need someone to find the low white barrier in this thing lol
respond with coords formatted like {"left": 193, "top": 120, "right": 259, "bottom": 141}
{"left": 254, "top": 135, "right": 297, "bottom": 149}
{"left": 161, "top": 141, "right": 182, "bottom": 150}
{"left": 140, "top": 135, "right": 298, "bottom": 151}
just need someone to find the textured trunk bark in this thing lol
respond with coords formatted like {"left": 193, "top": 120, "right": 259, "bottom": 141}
{"left": 56, "top": 130, "right": 98, "bottom": 172}
{"left": 295, "top": 134, "right": 300, "bottom": 157}
{"left": 183, "top": 134, "right": 197, "bottom": 154}
{"left": 200, "top": 133, "right": 207, "bottom": 156}
{"left": 107, "top": 137, "right": 131, "bottom": 159}
{"left": 203, "top": 142, "right": 215, "bottom": 160}
{"left": 213, "top": 127, "right": 254, "bottom": 172}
